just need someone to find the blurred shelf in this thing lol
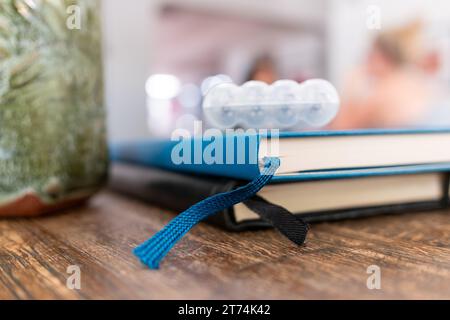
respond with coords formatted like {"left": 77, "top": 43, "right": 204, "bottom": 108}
{"left": 160, "top": 0, "right": 328, "bottom": 31}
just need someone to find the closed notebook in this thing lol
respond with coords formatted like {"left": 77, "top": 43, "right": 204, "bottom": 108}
{"left": 110, "top": 164, "right": 450, "bottom": 230}
{"left": 111, "top": 128, "right": 450, "bottom": 268}
{"left": 110, "top": 128, "right": 450, "bottom": 182}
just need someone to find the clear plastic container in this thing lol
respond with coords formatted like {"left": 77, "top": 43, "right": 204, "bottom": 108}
{"left": 203, "top": 79, "right": 340, "bottom": 129}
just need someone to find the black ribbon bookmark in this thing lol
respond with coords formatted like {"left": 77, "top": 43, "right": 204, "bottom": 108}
{"left": 244, "top": 195, "right": 309, "bottom": 245}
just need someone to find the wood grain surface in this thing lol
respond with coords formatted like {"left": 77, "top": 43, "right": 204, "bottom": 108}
{"left": 0, "top": 190, "right": 450, "bottom": 300}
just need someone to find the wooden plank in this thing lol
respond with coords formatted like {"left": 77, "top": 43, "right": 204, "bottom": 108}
{"left": 0, "top": 190, "right": 449, "bottom": 299}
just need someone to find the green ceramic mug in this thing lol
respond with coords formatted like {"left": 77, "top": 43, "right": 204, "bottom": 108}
{"left": 0, "top": 0, "right": 107, "bottom": 216}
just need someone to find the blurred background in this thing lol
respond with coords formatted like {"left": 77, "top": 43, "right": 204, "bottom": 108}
{"left": 102, "top": 0, "right": 450, "bottom": 141}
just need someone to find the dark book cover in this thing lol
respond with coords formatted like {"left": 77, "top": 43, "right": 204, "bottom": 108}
{"left": 109, "top": 164, "right": 450, "bottom": 231}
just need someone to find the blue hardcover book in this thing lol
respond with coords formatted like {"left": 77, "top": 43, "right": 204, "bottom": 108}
{"left": 110, "top": 128, "right": 450, "bottom": 183}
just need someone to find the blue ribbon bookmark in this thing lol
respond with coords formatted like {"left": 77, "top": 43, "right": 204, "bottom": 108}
{"left": 134, "top": 157, "right": 281, "bottom": 269}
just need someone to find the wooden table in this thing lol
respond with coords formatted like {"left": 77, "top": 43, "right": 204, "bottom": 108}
{"left": 1, "top": 190, "right": 450, "bottom": 300}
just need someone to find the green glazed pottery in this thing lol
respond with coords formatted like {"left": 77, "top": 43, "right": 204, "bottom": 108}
{"left": 0, "top": 0, "right": 107, "bottom": 216}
